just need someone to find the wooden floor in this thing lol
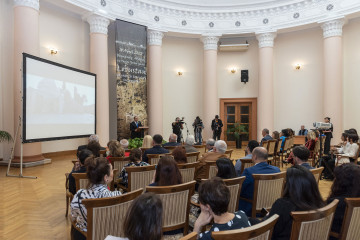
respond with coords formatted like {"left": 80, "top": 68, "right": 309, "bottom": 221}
{"left": 0, "top": 148, "right": 333, "bottom": 240}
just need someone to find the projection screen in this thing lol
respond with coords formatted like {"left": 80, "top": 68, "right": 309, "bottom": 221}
{"left": 22, "top": 53, "right": 96, "bottom": 143}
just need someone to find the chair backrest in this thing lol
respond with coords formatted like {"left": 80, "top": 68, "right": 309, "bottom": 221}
{"left": 99, "top": 150, "right": 106, "bottom": 157}
{"left": 109, "top": 157, "right": 129, "bottom": 183}
{"left": 290, "top": 199, "right": 339, "bottom": 240}
{"left": 283, "top": 138, "right": 290, "bottom": 153}
{"left": 309, "top": 167, "right": 324, "bottom": 184}
{"left": 225, "top": 149, "right": 233, "bottom": 158}
{"left": 140, "top": 147, "right": 150, "bottom": 156}
{"left": 164, "top": 146, "right": 177, "bottom": 152}
{"left": 180, "top": 232, "right": 198, "bottom": 240}
{"left": 204, "top": 161, "right": 218, "bottom": 179}
{"left": 212, "top": 214, "right": 279, "bottom": 240}
{"left": 186, "top": 151, "right": 200, "bottom": 163}
{"left": 82, "top": 189, "right": 143, "bottom": 240}
{"left": 193, "top": 145, "right": 206, "bottom": 154}
{"left": 252, "top": 172, "right": 286, "bottom": 217}
{"left": 338, "top": 198, "right": 360, "bottom": 240}
{"left": 147, "top": 153, "right": 172, "bottom": 165}
{"left": 267, "top": 140, "right": 277, "bottom": 155}
{"left": 354, "top": 143, "right": 360, "bottom": 163}
{"left": 262, "top": 141, "right": 269, "bottom": 151}
{"left": 239, "top": 158, "right": 254, "bottom": 175}
{"left": 177, "top": 162, "right": 199, "bottom": 183}
{"left": 313, "top": 140, "right": 321, "bottom": 156}
{"left": 126, "top": 165, "right": 156, "bottom": 192}
{"left": 275, "top": 139, "right": 282, "bottom": 154}
{"left": 72, "top": 173, "right": 89, "bottom": 192}
{"left": 223, "top": 176, "right": 246, "bottom": 213}
{"left": 146, "top": 181, "right": 196, "bottom": 235}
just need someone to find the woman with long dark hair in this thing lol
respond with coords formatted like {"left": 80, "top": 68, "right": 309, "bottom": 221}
{"left": 150, "top": 155, "right": 182, "bottom": 186}
{"left": 327, "top": 164, "right": 360, "bottom": 239}
{"left": 216, "top": 158, "right": 236, "bottom": 179}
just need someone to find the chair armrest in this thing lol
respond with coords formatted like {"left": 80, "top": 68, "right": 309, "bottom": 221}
{"left": 71, "top": 219, "right": 87, "bottom": 237}
{"left": 239, "top": 197, "right": 253, "bottom": 203}
{"left": 191, "top": 200, "right": 200, "bottom": 207}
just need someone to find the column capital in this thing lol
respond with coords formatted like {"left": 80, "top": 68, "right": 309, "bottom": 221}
{"left": 201, "top": 35, "right": 220, "bottom": 51}
{"left": 87, "top": 14, "right": 110, "bottom": 35}
{"left": 147, "top": 30, "right": 164, "bottom": 46}
{"left": 13, "top": 0, "right": 39, "bottom": 11}
{"left": 256, "top": 32, "right": 277, "bottom": 48}
{"left": 321, "top": 18, "right": 345, "bottom": 38}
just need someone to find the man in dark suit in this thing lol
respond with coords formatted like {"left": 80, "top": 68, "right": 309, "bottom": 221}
{"left": 293, "top": 145, "right": 314, "bottom": 170}
{"left": 130, "top": 116, "right": 143, "bottom": 139}
{"left": 239, "top": 147, "right": 280, "bottom": 216}
{"left": 211, "top": 115, "right": 223, "bottom": 140}
{"left": 143, "top": 134, "right": 169, "bottom": 163}
{"left": 76, "top": 134, "right": 105, "bottom": 158}
{"left": 163, "top": 134, "right": 181, "bottom": 147}
{"left": 260, "top": 128, "right": 273, "bottom": 146}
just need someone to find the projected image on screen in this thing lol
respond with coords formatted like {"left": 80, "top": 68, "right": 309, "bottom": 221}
{"left": 23, "top": 54, "right": 96, "bottom": 142}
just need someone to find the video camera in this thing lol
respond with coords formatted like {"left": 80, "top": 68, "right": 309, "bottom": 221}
{"left": 313, "top": 122, "right": 332, "bottom": 130}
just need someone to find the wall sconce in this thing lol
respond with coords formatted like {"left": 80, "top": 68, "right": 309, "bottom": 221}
{"left": 50, "top": 48, "right": 58, "bottom": 55}
{"left": 177, "top": 71, "right": 183, "bottom": 76}
{"left": 295, "top": 63, "right": 301, "bottom": 70}
{"left": 230, "top": 68, "right": 236, "bottom": 74}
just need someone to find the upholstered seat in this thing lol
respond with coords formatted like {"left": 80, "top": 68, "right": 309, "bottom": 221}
{"left": 177, "top": 162, "right": 199, "bottom": 183}
{"left": 204, "top": 161, "right": 218, "bottom": 179}
{"left": 125, "top": 165, "right": 156, "bottom": 192}
{"left": 309, "top": 167, "right": 324, "bottom": 183}
{"left": 186, "top": 151, "right": 200, "bottom": 163}
{"left": 239, "top": 158, "right": 254, "bottom": 175}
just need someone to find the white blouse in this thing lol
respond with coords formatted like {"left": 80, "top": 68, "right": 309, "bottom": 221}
{"left": 336, "top": 143, "right": 359, "bottom": 165}
{"left": 70, "top": 184, "right": 122, "bottom": 232}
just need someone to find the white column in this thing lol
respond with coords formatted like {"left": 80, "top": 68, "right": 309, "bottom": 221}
{"left": 13, "top": 0, "right": 44, "bottom": 162}
{"left": 321, "top": 18, "right": 344, "bottom": 141}
{"left": 256, "top": 32, "right": 276, "bottom": 140}
{"left": 87, "top": 14, "right": 110, "bottom": 146}
{"left": 201, "top": 35, "right": 219, "bottom": 140}
{"left": 147, "top": 30, "right": 164, "bottom": 136}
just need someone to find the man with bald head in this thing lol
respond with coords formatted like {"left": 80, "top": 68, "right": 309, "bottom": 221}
{"left": 163, "top": 133, "right": 181, "bottom": 147}
{"left": 238, "top": 147, "right": 280, "bottom": 216}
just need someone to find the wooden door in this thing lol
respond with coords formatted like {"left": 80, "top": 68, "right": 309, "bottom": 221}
{"left": 224, "top": 103, "right": 252, "bottom": 146}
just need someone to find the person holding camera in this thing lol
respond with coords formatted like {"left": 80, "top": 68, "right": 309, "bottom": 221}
{"left": 193, "top": 116, "right": 204, "bottom": 144}
{"left": 211, "top": 115, "right": 223, "bottom": 140}
{"left": 172, "top": 117, "right": 184, "bottom": 143}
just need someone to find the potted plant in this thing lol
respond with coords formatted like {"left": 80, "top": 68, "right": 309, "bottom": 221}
{"left": 0, "top": 130, "right": 13, "bottom": 143}
{"left": 226, "top": 122, "right": 247, "bottom": 149}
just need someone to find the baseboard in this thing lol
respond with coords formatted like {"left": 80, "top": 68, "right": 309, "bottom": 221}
{"left": 43, "top": 150, "right": 77, "bottom": 158}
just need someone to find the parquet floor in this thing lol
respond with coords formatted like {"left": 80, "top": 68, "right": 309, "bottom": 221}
{"left": 0, "top": 148, "right": 333, "bottom": 240}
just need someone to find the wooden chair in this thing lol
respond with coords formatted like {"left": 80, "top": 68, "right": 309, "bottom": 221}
{"left": 126, "top": 165, "right": 156, "bottom": 192}
{"left": 99, "top": 150, "right": 106, "bottom": 157}
{"left": 109, "top": 157, "right": 129, "bottom": 184}
{"left": 65, "top": 173, "right": 73, "bottom": 217}
{"left": 72, "top": 173, "right": 89, "bottom": 192}
{"left": 330, "top": 198, "right": 360, "bottom": 240}
{"left": 212, "top": 214, "right": 279, "bottom": 240}
{"left": 310, "top": 140, "right": 321, "bottom": 167}
{"left": 239, "top": 158, "right": 254, "bottom": 175}
{"left": 146, "top": 181, "right": 196, "bottom": 236}
{"left": 178, "top": 162, "right": 199, "bottom": 183}
{"left": 267, "top": 140, "right": 278, "bottom": 164}
{"left": 273, "top": 139, "right": 282, "bottom": 167}
{"left": 81, "top": 189, "right": 143, "bottom": 240}
{"left": 147, "top": 153, "right": 172, "bottom": 165}
{"left": 225, "top": 149, "right": 233, "bottom": 158}
{"left": 280, "top": 138, "right": 290, "bottom": 167}
{"left": 290, "top": 199, "right": 339, "bottom": 240}
{"left": 223, "top": 176, "right": 246, "bottom": 213}
{"left": 164, "top": 146, "right": 177, "bottom": 153}
{"left": 194, "top": 145, "right": 206, "bottom": 154}
{"left": 262, "top": 140, "right": 269, "bottom": 151}
{"left": 204, "top": 161, "right": 218, "bottom": 179}
{"left": 309, "top": 167, "right": 324, "bottom": 184}
{"left": 179, "top": 232, "right": 197, "bottom": 240}
{"left": 186, "top": 152, "right": 200, "bottom": 163}
{"left": 240, "top": 172, "right": 286, "bottom": 218}
{"left": 140, "top": 147, "right": 150, "bottom": 156}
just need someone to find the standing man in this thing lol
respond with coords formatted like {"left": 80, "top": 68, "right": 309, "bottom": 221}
{"left": 172, "top": 117, "right": 184, "bottom": 143}
{"left": 130, "top": 116, "right": 143, "bottom": 139}
{"left": 298, "top": 125, "right": 308, "bottom": 136}
{"left": 193, "top": 116, "right": 204, "bottom": 144}
{"left": 323, "top": 117, "right": 333, "bottom": 155}
{"left": 211, "top": 115, "right": 223, "bottom": 140}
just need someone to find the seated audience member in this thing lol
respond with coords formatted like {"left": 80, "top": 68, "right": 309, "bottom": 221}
{"left": 150, "top": 156, "right": 182, "bottom": 186}
{"left": 195, "top": 140, "right": 228, "bottom": 181}
{"left": 279, "top": 129, "right": 290, "bottom": 152}
{"left": 327, "top": 164, "right": 360, "bottom": 240}
{"left": 105, "top": 193, "right": 163, "bottom": 240}
{"left": 298, "top": 125, "right": 308, "bottom": 136}
{"left": 119, "top": 148, "right": 149, "bottom": 188}
{"left": 68, "top": 149, "right": 93, "bottom": 195}
{"left": 143, "top": 134, "right": 169, "bottom": 163}
{"left": 238, "top": 147, "right": 280, "bottom": 216}
{"left": 193, "top": 178, "right": 251, "bottom": 240}
{"left": 106, "top": 141, "right": 125, "bottom": 163}
{"left": 285, "top": 131, "right": 316, "bottom": 164}
{"left": 235, "top": 140, "right": 259, "bottom": 176}
{"left": 77, "top": 134, "right": 105, "bottom": 157}
{"left": 272, "top": 131, "right": 280, "bottom": 140}
{"left": 87, "top": 140, "right": 101, "bottom": 157}
{"left": 253, "top": 165, "right": 325, "bottom": 240}
{"left": 216, "top": 158, "right": 236, "bottom": 179}
{"left": 205, "top": 138, "right": 215, "bottom": 152}
{"left": 260, "top": 128, "right": 273, "bottom": 146}
{"left": 291, "top": 146, "right": 314, "bottom": 169}
{"left": 71, "top": 157, "right": 121, "bottom": 240}
{"left": 142, "top": 135, "right": 153, "bottom": 148}
{"left": 171, "top": 146, "right": 187, "bottom": 164}
{"left": 184, "top": 135, "right": 198, "bottom": 153}
{"left": 119, "top": 139, "right": 130, "bottom": 157}
{"left": 163, "top": 134, "right": 180, "bottom": 147}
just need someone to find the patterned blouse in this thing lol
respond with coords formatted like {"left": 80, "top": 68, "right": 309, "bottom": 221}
{"left": 199, "top": 210, "right": 251, "bottom": 240}
{"left": 70, "top": 184, "right": 122, "bottom": 232}
{"left": 119, "top": 161, "right": 149, "bottom": 188}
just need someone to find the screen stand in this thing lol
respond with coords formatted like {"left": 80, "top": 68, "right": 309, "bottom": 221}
{"left": 6, "top": 116, "right": 37, "bottom": 179}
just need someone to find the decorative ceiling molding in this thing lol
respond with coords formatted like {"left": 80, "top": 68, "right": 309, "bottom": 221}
{"left": 87, "top": 14, "right": 110, "bottom": 34}
{"left": 13, "top": 0, "right": 40, "bottom": 11}
{"left": 147, "top": 30, "right": 165, "bottom": 46}
{"left": 256, "top": 32, "right": 277, "bottom": 48}
{"left": 321, "top": 17, "right": 345, "bottom": 38}
{"left": 201, "top": 35, "right": 220, "bottom": 50}
{"left": 64, "top": 0, "right": 360, "bottom": 35}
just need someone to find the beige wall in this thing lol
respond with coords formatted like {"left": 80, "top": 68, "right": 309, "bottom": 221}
{"left": 162, "top": 36, "right": 203, "bottom": 140}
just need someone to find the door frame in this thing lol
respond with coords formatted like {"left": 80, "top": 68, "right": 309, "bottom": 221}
{"left": 220, "top": 98, "right": 257, "bottom": 143}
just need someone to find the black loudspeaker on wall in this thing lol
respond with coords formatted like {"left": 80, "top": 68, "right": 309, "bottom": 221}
{"left": 241, "top": 70, "right": 249, "bottom": 83}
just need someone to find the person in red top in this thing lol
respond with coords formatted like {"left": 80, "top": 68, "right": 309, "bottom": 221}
{"left": 285, "top": 130, "right": 316, "bottom": 165}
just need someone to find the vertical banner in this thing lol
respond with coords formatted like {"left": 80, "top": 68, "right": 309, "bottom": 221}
{"left": 115, "top": 20, "right": 147, "bottom": 139}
